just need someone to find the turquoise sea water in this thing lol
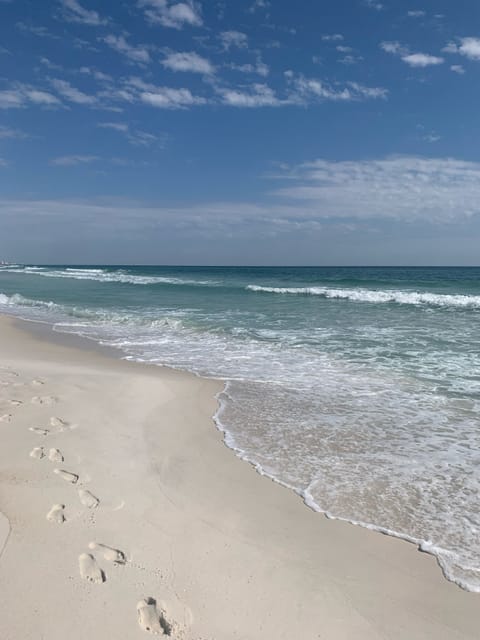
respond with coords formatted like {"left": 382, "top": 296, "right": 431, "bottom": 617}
{"left": 1, "top": 264, "right": 480, "bottom": 590}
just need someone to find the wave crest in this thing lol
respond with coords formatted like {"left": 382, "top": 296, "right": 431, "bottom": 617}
{"left": 246, "top": 285, "right": 480, "bottom": 308}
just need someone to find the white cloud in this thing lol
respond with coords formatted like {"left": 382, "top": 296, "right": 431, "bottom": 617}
{"left": 228, "top": 59, "right": 269, "bottom": 77}
{"left": 444, "top": 37, "right": 480, "bottom": 61}
{"left": 0, "top": 126, "right": 27, "bottom": 139}
{"left": 79, "top": 67, "right": 113, "bottom": 82}
{"left": 220, "top": 30, "right": 248, "bottom": 50}
{"left": 25, "top": 88, "right": 62, "bottom": 105}
{"left": 103, "top": 35, "right": 151, "bottom": 64}
{"left": 6, "top": 157, "right": 480, "bottom": 245}
{"left": 364, "top": 0, "right": 383, "bottom": 10}
{"left": 442, "top": 42, "right": 458, "bottom": 54}
{"left": 162, "top": 51, "right": 214, "bottom": 74}
{"left": 450, "top": 64, "right": 465, "bottom": 74}
{"left": 336, "top": 45, "right": 353, "bottom": 53}
{"left": 248, "top": 0, "right": 270, "bottom": 12}
{"left": 380, "top": 41, "right": 407, "bottom": 55}
{"left": 407, "top": 10, "right": 426, "bottom": 17}
{"left": 141, "top": 87, "right": 206, "bottom": 108}
{"left": 128, "top": 130, "right": 163, "bottom": 146}
{"left": 98, "top": 85, "right": 136, "bottom": 104}
{"left": 59, "top": 0, "right": 107, "bottom": 26}
{"left": 97, "top": 122, "right": 164, "bottom": 146}
{"left": 51, "top": 155, "right": 99, "bottom": 166}
{"left": 0, "top": 85, "right": 60, "bottom": 109}
{"left": 272, "top": 157, "right": 480, "bottom": 222}
{"left": 123, "top": 77, "right": 156, "bottom": 92}
{"left": 16, "top": 22, "right": 58, "bottom": 38}
{"left": 216, "top": 77, "right": 387, "bottom": 108}
{"left": 50, "top": 78, "right": 97, "bottom": 104}
{"left": 402, "top": 53, "right": 444, "bottom": 67}
{"left": 338, "top": 55, "right": 363, "bottom": 65}
{"left": 98, "top": 122, "right": 129, "bottom": 132}
{"left": 321, "top": 34, "right": 344, "bottom": 42}
{"left": 39, "top": 57, "right": 63, "bottom": 70}
{"left": 286, "top": 74, "right": 387, "bottom": 103}
{"left": 255, "top": 61, "right": 269, "bottom": 77}
{"left": 138, "top": 0, "right": 202, "bottom": 29}
{"left": 217, "top": 83, "right": 280, "bottom": 107}
{"left": 381, "top": 42, "right": 444, "bottom": 67}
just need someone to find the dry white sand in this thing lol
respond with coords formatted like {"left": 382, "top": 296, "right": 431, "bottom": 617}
{"left": 0, "top": 314, "right": 478, "bottom": 639}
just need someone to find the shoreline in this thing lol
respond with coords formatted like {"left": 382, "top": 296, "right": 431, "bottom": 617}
{"left": 0, "top": 313, "right": 478, "bottom": 638}
{"left": 18, "top": 314, "right": 469, "bottom": 592}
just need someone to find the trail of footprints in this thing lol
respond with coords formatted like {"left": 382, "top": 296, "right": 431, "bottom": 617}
{"left": 15, "top": 375, "right": 178, "bottom": 636}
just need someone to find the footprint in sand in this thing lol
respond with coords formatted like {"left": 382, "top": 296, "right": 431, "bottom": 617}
{"left": 9, "top": 400, "right": 23, "bottom": 406}
{"left": 79, "top": 553, "right": 105, "bottom": 584}
{"left": 31, "top": 396, "right": 57, "bottom": 405}
{"left": 48, "top": 448, "right": 64, "bottom": 463}
{"left": 88, "top": 542, "right": 126, "bottom": 564}
{"left": 32, "top": 379, "right": 45, "bottom": 386}
{"left": 54, "top": 469, "right": 79, "bottom": 484}
{"left": 50, "top": 417, "right": 68, "bottom": 430}
{"left": 78, "top": 489, "right": 99, "bottom": 509}
{"left": 29, "top": 427, "right": 50, "bottom": 436}
{"left": 137, "top": 598, "right": 173, "bottom": 636}
{"left": 46, "top": 504, "right": 66, "bottom": 524}
{"left": 1, "top": 369, "right": 19, "bottom": 378}
{"left": 29, "top": 446, "right": 45, "bottom": 460}
{"left": 0, "top": 414, "right": 12, "bottom": 423}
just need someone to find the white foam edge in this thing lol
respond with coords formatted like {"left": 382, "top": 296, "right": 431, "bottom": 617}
{"left": 213, "top": 381, "right": 480, "bottom": 594}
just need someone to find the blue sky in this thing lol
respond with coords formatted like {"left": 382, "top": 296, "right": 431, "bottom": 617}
{"left": 1, "top": 0, "right": 480, "bottom": 264}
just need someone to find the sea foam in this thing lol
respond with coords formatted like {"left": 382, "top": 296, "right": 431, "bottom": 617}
{"left": 247, "top": 284, "right": 480, "bottom": 308}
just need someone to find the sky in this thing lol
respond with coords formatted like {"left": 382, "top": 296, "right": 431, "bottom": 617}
{"left": 1, "top": 0, "right": 480, "bottom": 265}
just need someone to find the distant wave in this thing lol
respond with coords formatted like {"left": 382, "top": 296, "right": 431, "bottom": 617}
{"left": 246, "top": 285, "right": 480, "bottom": 308}
{"left": 0, "top": 266, "right": 220, "bottom": 287}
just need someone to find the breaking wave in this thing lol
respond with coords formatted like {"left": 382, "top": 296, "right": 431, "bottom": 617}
{"left": 246, "top": 285, "right": 480, "bottom": 308}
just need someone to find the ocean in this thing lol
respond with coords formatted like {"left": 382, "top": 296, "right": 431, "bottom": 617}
{"left": 1, "top": 264, "right": 479, "bottom": 591}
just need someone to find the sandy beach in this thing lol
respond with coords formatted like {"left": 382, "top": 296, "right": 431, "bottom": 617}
{"left": 0, "top": 314, "right": 478, "bottom": 639}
